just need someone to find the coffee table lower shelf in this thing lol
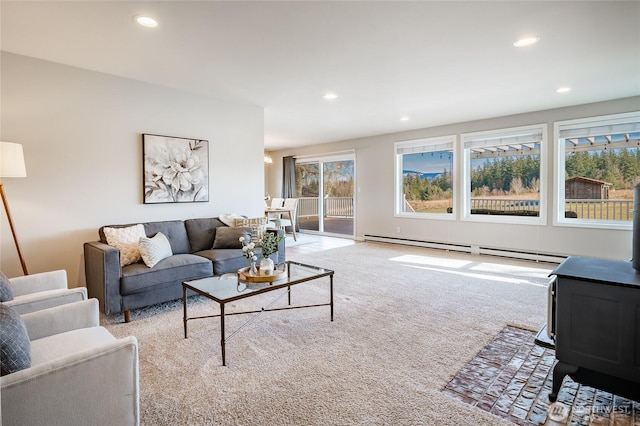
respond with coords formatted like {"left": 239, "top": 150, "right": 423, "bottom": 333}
{"left": 182, "top": 261, "right": 334, "bottom": 366}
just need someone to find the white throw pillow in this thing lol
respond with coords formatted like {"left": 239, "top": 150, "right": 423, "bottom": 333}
{"left": 219, "top": 213, "right": 244, "bottom": 227}
{"left": 233, "top": 217, "right": 268, "bottom": 246}
{"left": 139, "top": 232, "right": 173, "bottom": 268}
{"left": 103, "top": 224, "right": 146, "bottom": 267}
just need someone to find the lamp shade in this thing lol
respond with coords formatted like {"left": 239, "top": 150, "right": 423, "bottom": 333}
{"left": 0, "top": 142, "right": 27, "bottom": 178}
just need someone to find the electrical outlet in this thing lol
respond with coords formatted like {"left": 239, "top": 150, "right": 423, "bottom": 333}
{"left": 396, "top": 226, "right": 401, "bottom": 233}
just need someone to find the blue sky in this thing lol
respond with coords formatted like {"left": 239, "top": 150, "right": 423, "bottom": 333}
{"left": 403, "top": 151, "right": 453, "bottom": 174}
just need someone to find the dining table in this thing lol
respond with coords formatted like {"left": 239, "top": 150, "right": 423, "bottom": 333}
{"left": 264, "top": 207, "right": 297, "bottom": 241}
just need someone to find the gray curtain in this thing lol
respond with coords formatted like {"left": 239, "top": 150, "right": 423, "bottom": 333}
{"left": 282, "top": 156, "right": 298, "bottom": 231}
{"left": 282, "top": 156, "right": 296, "bottom": 198}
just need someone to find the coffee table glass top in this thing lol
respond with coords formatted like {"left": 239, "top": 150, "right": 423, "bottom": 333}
{"left": 183, "top": 261, "right": 333, "bottom": 303}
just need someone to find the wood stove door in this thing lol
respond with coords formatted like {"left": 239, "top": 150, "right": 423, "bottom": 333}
{"left": 555, "top": 276, "right": 640, "bottom": 383}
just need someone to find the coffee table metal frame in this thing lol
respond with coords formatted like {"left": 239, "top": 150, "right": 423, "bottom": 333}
{"left": 182, "top": 260, "right": 334, "bottom": 366}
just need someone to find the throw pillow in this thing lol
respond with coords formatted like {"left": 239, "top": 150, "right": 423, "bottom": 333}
{"left": 0, "top": 303, "right": 31, "bottom": 376}
{"left": 0, "top": 271, "right": 14, "bottom": 302}
{"left": 219, "top": 213, "right": 245, "bottom": 227}
{"left": 233, "top": 217, "right": 268, "bottom": 246}
{"left": 139, "top": 232, "right": 173, "bottom": 268}
{"left": 212, "top": 227, "right": 251, "bottom": 249}
{"left": 103, "top": 224, "right": 147, "bottom": 267}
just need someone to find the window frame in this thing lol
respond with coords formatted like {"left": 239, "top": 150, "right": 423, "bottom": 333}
{"left": 554, "top": 111, "right": 640, "bottom": 230}
{"left": 394, "top": 135, "right": 457, "bottom": 220}
{"left": 461, "top": 123, "right": 548, "bottom": 226}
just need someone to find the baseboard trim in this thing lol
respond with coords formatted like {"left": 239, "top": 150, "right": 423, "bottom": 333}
{"left": 363, "top": 234, "right": 566, "bottom": 264}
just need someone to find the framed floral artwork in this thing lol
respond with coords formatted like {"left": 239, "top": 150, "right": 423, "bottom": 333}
{"left": 142, "top": 134, "right": 209, "bottom": 204}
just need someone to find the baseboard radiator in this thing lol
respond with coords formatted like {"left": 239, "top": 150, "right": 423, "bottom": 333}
{"left": 363, "top": 234, "right": 566, "bottom": 264}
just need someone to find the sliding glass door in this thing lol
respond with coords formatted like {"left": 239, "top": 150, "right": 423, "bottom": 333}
{"left": 295, "top": 153, "right": 355, "bottom": 237}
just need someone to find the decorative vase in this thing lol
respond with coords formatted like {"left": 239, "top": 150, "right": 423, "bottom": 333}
{"left": 250, "top": 261, "right": 258, "bottom": 275}
{"left": 259, "top": 257, "right": 274, "bottom": 276}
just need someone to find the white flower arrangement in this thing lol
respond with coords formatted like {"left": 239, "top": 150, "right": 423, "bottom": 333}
{"left": 239, "top": 236, "right": 257, "bottom": 264}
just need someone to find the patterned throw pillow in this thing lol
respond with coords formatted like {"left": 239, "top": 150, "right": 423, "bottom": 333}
{"left": 139, "top": 232, "right": 173, "bottom": 268}
{"left": 103, "top": 224, "right": 147, "bottom": 267}
{"left": 233, "top": 217, "right": 267, "bottom": 246}
{"left": 0, "top": 271, "right": 14, "bottom": 302}
{"left": 0, "top": 303, "right": 31, "bottom": 376}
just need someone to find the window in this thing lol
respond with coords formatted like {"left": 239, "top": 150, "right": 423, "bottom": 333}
{"left": 395, "top": 136, "right": 455, "bottom": 218}
{"left": 462, "top": 124, "right": 546, "bottom": 224}
{"left": 555, "top": 112, "right": 640, "bottom": 229}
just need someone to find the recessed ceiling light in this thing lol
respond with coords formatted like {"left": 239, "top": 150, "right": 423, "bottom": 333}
{"left": 400, "top": 116, "right": 410, "bottom": 122}
{"left": 513, "top": 36, "right": 539, "bottom": 47}
{"left": 556, "top": 87, "right": 571, "bottom": 93}
{"left": 135, "top": 15, "right": 158, "bottom": 28}
{"left": 323, "top": 93, "right": 338, "bottom": 100}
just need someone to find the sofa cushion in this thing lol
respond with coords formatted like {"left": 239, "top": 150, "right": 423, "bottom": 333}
{"left": 0, "top": 271, "right": 14, "bottom": 302}
{"left": 185, "top": 217, "right": 225, "bottom": 252}
{"left": 139, "top": 232, "right": 173, "bottom": 268}
{"left": 212, "top": 227, "right": 251, "bottom": 249}
{"left": 0, "top": 304, "right": 31, "bottom": 376}
{"left": 195, "top": 249, "right": 259, "bottom": 275}
{"left": 120, "top": 254, "right": 212, "bottom": 295}
{"left": 143, "top": 221, "right": 191, "bottom": 254}
{"left": 103, "top": 224, "right": 146, "bottom": 267}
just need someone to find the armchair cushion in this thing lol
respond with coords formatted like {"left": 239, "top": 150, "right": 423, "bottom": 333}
{"left": 3, "top": 270, "right": 88, "bottom": 316}
{"left": 31, "top": 326, "right": 115, "bottom": 365}
{"left": 21, "top": 299, "right": 100, "bottom": 341}
{"left": 7, "top": 269, "right": 67, "bottom": 296}
{"left": 0, "top": 304, "right": 31, "bottom": 376}
{"left": 0, "top": 271, "right": 14, "bottom": 301}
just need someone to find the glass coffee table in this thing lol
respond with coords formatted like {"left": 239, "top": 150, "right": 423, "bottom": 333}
{"left": 182, "top": 261, "right": 334, "bottom": 366}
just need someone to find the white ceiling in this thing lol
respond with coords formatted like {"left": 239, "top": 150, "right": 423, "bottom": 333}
{"left": 2, "top": 1, "right": 639, "bottom": 150}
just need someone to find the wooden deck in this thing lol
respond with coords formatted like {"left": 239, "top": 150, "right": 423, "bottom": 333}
{"left": 297, "top": 216, "right": 354, "bottom": 236}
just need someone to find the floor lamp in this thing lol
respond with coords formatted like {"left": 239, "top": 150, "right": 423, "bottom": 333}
{"left": 0, "top": 141, "right": 28, "bottom": 275}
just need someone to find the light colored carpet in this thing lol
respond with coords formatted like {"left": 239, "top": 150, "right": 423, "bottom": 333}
{"left": 103, "top": 242, "right": 553, "bottom": 425}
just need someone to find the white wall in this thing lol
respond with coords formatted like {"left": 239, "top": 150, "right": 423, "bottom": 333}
{"left": 267, "top": 96, "right": 640, "bottom": 261}
{"left": 1, "top": 52, "right": 265, "bottom": 283}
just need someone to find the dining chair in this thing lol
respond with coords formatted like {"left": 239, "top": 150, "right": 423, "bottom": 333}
{"left": 279, "top": 198, "right": 299, "bottom": 240}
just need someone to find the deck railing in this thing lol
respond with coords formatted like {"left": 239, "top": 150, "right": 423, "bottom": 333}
{"left": 564, "top": 199, "right": 633, "bottom": 221}
{"left": 298, "top": 197, "right": 632, "bottom": 221}
{"left": 470, "top": 198, "right": 540, "bottom": 212}
{"left": 298, "top": 196, "right": 354, "bottom": 218}
{"left": 469, "top": 198, "right": 632, "bottom": 221}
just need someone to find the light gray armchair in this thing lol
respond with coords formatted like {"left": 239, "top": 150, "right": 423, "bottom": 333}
{"left": 1, "top": 299, "right": 139, "bottom": 426}
{"left": 2, "top": 269, "right": 87, "bottom": 315}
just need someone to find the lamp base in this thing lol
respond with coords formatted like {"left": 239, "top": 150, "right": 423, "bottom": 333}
{"left": 0, "top": 181, "right": 28, "bottom": 275}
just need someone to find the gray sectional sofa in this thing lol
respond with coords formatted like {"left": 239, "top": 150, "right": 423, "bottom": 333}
{"left": 84, "top": 217, "right": 285, "bottom": 322}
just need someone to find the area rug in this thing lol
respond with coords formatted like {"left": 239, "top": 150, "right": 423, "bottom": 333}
{"left": 102, "top": 242, "right": 558, "bottom": 425}
{"left": 443, "top": 325, "right": 640, "bottom": 425}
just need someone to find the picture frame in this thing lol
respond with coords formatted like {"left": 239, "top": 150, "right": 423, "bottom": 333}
{"left": 142, "top": 134, "right": 209, "bottom": 204}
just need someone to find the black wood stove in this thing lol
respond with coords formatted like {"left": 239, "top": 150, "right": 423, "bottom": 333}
{"left": 537, "top": 256, "right": 640, "bottom": 402}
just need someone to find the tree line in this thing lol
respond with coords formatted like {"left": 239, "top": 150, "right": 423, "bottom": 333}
{"left": 403, "top": 148, "right": 640, "bottom": 202}
{"left": 565, "top": 149, "right": 640, "bottom": 189}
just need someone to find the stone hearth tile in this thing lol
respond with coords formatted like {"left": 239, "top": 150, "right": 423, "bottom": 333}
{"left": 442, "top": 326, "right": 639, "bottom": 426}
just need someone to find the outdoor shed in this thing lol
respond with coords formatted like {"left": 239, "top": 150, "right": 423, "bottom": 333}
{"left": 565, "top": 176, "right": 611, "bottom": 199}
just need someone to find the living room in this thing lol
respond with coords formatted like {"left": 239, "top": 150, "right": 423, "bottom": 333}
{"left": 1, "top": 1, "right": 639, "bottom": 425}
